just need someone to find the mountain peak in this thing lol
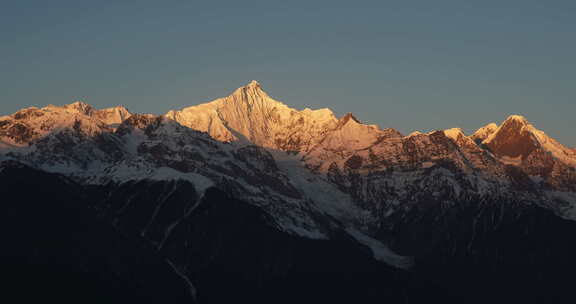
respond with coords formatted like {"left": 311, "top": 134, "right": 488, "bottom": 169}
{"left": 491, "top": 115, "right": 534, "bottom": 140}
{"left": 94, "top": 105, "right": 132, "bottom": 126}
{"left": 443, "top": 128, "right": 465, "bottom": 141}
{"left": 470, "top": 123, "right": 499, "bottom": 143}
{"left": 69, "top": 100, "right": 89, "bottom": 106}
{"left": 482, "top": 114, "right": 576, "bottom": 167}
{"left": 481, "top": 115, "right": 538, "bottom": 159}
{"left": 502, "top": 114, "right": 529, "bottom": 126}
{"left": 67, "top": 101, "right": 89, "bottom": 107}
{"left": 247, "top": 80, "right": 261, "bottom": 88}
{"left": 337, "top": 113, "right": 360, "bottom": 127}
{"left": 236, "top": 80, "right": 264, "bottom": 92}
{"left": 165, "top": 81, "right": 339, "bottom": 151}
{"left": 64, "top": 101, "right": 94, "bottom": 115}
{"left": 227, "top": 80, "right": 274, "bottom": 105}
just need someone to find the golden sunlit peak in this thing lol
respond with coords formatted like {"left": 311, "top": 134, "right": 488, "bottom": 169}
{"left": 341, "top": 112, "right": 359, "bottom": 122}
{"left": 64, "top": 100, "right": 93, "bottom": 113}
{"left": 232, "top": 80, "right": 264, "bottom": 94}
{"left": 247, "top": 80, "right": 261, "bottom": 87}
{"left": 504, "top": 114, "right": 529, "bottom": 125}
{"left": 68, "top": 100, "right": 89, "bottom": 107}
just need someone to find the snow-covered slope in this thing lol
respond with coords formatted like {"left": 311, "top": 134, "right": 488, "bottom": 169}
{"left": 303, "top": 113, "right": 403, "bottom": 172}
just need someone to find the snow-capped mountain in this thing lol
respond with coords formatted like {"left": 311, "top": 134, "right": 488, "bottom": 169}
{"left": 165, "top": 80, "right": 338, "bottom": 152}
{"left": 0, "top": 91, "right": 411, "bottom": 268}
{"left": 2, "top": 80, "right": 576, "bottom": 303}
{"left": 2, "top": 80, "right": 576, "bottom": 219}
{"left": 2, "top": 80, "right": 576, "bottom": 227}
{"left": 0, "top": 101, "right": 131, "bottom": 147}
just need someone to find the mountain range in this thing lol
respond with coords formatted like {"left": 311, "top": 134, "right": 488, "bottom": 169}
{"left": 1, "top": 81, "right": 576, "bottom": 303}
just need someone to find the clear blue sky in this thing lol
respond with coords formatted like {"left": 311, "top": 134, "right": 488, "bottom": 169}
{"left": 1, "top": 0, "right": 575, "bottom": 146}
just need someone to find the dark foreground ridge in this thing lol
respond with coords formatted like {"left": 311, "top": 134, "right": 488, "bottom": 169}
{"left": 2, "top": 162, "right": 576, "bottom": 304}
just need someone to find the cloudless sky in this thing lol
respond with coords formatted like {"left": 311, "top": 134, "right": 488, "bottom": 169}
{"left": 1, "top": 0, "right": 575, "bottom": 146}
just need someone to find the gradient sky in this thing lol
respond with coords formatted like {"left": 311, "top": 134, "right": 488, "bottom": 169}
{"left": 1, "top": 0, "right": 575, "bottom": 146}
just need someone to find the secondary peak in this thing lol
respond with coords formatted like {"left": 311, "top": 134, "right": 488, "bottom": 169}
{"left": 65, "top": 100, "right": 94, "bottom": 115}
{"left": 504, "top": 114, "right": 529, "bottom": 125}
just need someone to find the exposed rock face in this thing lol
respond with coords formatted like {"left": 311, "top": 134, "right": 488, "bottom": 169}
{"left": 484, "top": 115, "right": 539, "bottom": 159}
{"left": 483, "top": 115, "right": 576, "bottom": 166}
{"left": 0, "top": 121, "right": 37, "bottom": 144}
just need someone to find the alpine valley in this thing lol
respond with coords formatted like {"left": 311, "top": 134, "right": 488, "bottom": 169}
{"left": 1, "top": 81, "right": 576, "bottom": 303}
